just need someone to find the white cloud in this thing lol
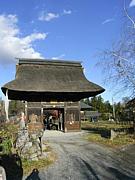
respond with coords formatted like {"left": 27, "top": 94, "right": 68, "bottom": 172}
{"left": 38, "top": 12, "right": 59, "bottom": 22}
{"left": 63, "top": 9, "right": 72, "bottom": 15}
{"left": 129, "top": 0, "right": 135, "bottom": 7}
{"left": 0, "top": 14, "right": 47, "bottom": 64}
{"left": 38, "top": 9, "right": 72, "bottom": 22}
{"left": 51, "top": 54, "right": 65, "bottom": 60}
{"left": 102, "top": 18, "right": 114, "bottom": 25}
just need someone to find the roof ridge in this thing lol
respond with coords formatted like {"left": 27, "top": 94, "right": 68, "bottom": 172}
{"left": 17, "top": 58, "right": 82, "bottom": 66}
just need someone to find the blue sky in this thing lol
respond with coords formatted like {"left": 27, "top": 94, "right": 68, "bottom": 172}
{"left": 0, "top": 0, "right": 134, "bottom": 102}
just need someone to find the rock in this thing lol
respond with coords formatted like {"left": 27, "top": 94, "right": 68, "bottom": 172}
{"left": 25, "top": 142, "right": 33, "bottom": 148}
{"left": 15, "top": 128, "right": 43, "bottom": 161}
{"left": 110, "top": 129, "right": 118, "bottom": 140}
{"left": 30, "top": 157, "right": 39, "bottom": 161}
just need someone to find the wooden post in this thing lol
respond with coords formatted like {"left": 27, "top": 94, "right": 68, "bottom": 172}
{"left": 41, "top": 107, "right": 43, "bottom": 123}
{"left": 25, "top": 101, "right": 27, "bottom": 123}
{"left": 5, "top": 89, "right": 9, "bottom": 122}
{"left": 79, "top": 101, "right": 81, "bottom": 131}
{"left": 64, "top": 102, "right": 67, "bottom": 132}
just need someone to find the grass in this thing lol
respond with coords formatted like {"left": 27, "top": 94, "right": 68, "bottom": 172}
{"left": 82, "top": 121, "right": 135, "bottom": 148}
{"left": 84, "top": 133, "right": 135, "bottom": 148}
{"left": 22, "top": 152, "right": 56, "bottom": 175}
{"left": 43, "top": 145, "right": 52, "bottom": 152}
{"left": 22, "top": 153, "right": 55, "bottom": 175}
{"left": 0, "top": 147, "right": 56, "bottom": 178}
{"left": 81, "top": 121, "right": 133, "bottom": 131}
{"left": 22, "top": 144, "right": 56, "bottom": 175}
{"left": 0, "top": 123, "right": 56, "bottom": 177}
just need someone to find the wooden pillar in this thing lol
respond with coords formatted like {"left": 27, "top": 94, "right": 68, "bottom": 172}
{"left": 5, "top": 89, "right": 9, "bottom": 122}
{"left": 41, "top": 107, "right": 43, "bottom": 123}
{"left": 64, "top": 101, "right": 81, "bottom": 132}
{"left": 78, "top": 101, "right": 81, "bottom": 130}
{"left": 25, "top": 101, "right": 28, "bottom": 123}
{"left": 64, "top": 102, "right": 67, "bottom": 132}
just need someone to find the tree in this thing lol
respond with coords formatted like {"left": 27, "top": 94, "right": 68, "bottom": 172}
{"left": 90, "top": 96, "right": 111, "bottom": 113}
{"left": 81, "top": 98, "right": 91, "bottom": 106}
{"left": 9, "top": 100, "right": 24, "bottom": 115}
{"left": 89, "top": 96, "right": 113, "bottom": 120}
{"left": 90, "top": 96, "right": 98, "bottom": 110}
{"left": 99, "top": 5, "right": 135, "bottom": 98}
{"left": 104, "top": 101, "right": 113, "bottom": 113}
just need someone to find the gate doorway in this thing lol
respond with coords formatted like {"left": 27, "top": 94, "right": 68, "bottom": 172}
{"left": 43, "top": 108, "right": 64, "bottom": 131}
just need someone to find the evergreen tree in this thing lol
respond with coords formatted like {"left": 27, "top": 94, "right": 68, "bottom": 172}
{"left": 9, "top": 100, "right": 24, "bottom": 115}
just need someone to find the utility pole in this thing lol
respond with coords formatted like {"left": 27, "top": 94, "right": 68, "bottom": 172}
{"left": 112, "top": 97, "right": 116, "bottom": 121}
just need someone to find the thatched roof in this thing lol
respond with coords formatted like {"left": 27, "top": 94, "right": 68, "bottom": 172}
{"left": 1, "top": 59, "right": 105, "bottom": 101}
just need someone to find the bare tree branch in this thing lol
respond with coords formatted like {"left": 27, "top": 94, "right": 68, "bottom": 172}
{"left": 124, "top": 0, "right": 135, "bottom": 29}
{"left": 97, "top": 6, "right": 135, "bottom": 98}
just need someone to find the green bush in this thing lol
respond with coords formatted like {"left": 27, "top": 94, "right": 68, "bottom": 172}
{"left": 0, "top": 123, "right": 19, "bottom": 154}
{"left": 0, "top": 137, "right": 12, "bottom": 154}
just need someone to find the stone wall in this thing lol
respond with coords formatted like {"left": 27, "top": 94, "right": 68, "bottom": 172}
{"left": 16, "top": 129, "right": 43, "bottom": 161}
{"left": 16, "top": 114, "right": 44, "bottom": 161}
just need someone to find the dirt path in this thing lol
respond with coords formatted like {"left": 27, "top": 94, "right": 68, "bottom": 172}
{"left": 25, "top": 131, "right": 135, "bottom": 180}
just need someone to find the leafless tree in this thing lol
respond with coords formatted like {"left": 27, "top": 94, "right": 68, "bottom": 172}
{"left": 99, "top": 5, "right": 135, "bottom": 98}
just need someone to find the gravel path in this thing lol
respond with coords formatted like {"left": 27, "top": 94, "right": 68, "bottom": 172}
{"left": 25, "top": 131, "right": 135, "bottom": 180}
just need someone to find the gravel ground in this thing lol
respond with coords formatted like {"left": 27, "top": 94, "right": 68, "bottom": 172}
{"left": 24, "top": 131, "right": 135, "bottom": 180}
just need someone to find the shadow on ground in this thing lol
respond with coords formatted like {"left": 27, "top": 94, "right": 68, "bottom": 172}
{"left": 70, "top": 155, "right": 100, "bottom": 180}
{"left": 0, "top": 154, "right": 23, "bottom": 180}
{"left": 25, "top": 169, "right": 41, "bottom": 180}
{"left": 108, "top": 167, "right": 135, "bottom": 180}
{"left": 74, "top": 157, "right": 135, "bottom": 180}
{"left": 81, "top": 159, "right": 100, "bottom": 180}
